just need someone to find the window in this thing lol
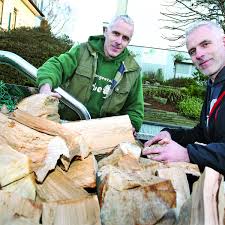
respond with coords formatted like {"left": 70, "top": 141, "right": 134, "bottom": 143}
{"left": 0, "top": 0, "right": 4, "bottom": 25}
{"left": 11, "top": 8, "right": 17, "bottom": 29}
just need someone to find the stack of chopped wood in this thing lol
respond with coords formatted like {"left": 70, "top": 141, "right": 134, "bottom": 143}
{"left": 0, "top": 94, "right": 224, "bottom": 225}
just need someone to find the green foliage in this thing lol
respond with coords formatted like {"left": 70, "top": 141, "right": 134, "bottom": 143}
{"left": 192, "top": 70, "right": 208, "bottom": 86}
{"left": 173, "top": 53, "right": 184, "bottom": 62}
{"left": 186, "top": 84, "right": 206, "bottom": 99}
{"left": 155, "top": 68, "right": 164, "bottom": 82}
{"left": 142, "top": 69, "right": 164, "bottom": 84}
{"left": 163, "top": 77, "right": 197, "bottom": 87}
{"left": 0, "top": 81, "right": 16, "bottom": 111}
{"left": 143, "top": 86, "right": 186, "bottom": 104}
{"left": 0, "top": 27, "right": 73, "bottom": 86}
{"left": 177, "top": 97, "right": 203, "bottom": 119}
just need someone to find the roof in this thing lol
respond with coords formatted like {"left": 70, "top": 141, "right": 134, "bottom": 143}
{"left": 28, "top": 0, "right": 44, "bottom": 17}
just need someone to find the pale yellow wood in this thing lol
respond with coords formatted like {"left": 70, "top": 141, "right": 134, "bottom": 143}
{"left": 17, "top": 93, "right": 60, "bottom": 122}
{"left": 0, "top": 112, "right": 72, "bottom": 182}
{"left": 11, "top": 109, "right": 90, "bottom": 163}
{"left": 190, "top": 167, "right": 224, "bottom": 225}
{"left": 0, "top": 191, "right": 42, "bottom": 225}
{"left": 42, "top": 195, "right": 101, "bottom": 225}
{"left": 59, "top": 154, "right": 97, "bottom": 189}
{"left": 98, "top": 142, "right": 141, "bottom": 169}
{"left": 97, "top": 165, "right": 176, "bottom": 225}
{"left": 36, "top": 167, "right": 89, "bottom": 202}
{"left": 157, "top": 167, "right": 190, "bottom": 218}
{"left": 2, "top": 173, "right": 36, "bottom": 200}
{"left": 63, "top": 115, "right": 135, "bottom": 155}
{"left": 0, "top": 143, "right": 31, "bottom": 186}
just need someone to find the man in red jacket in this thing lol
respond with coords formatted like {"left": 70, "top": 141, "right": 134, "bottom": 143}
{"left": 143, "top": 21, "right": 225, "bottom": 175}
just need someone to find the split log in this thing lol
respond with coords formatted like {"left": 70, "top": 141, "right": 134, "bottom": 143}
{"left": 139, "top": 157, "right": 200, "bottom": 177}
{"left": 11, "top": 109, "right": 90, "bottom": 164}
{"left": 2, "top": 173, "right": 36, "bottom": 200}
{"left": 190, "top": 167, "right": 224, "bottom": 225}
{"left": 156, "top": 167, "right": 190, "bottom": 219}
{"left": 36, "top": 167, "right": 88, "bottom": 202}
{"left": 17, "top": 93, "right": 60, "bottom": 122}
{"left": 42, "top": 195, "right": 101, "bottom": 225}
{"left": 0, "top": 143, "right": 31, "bottom": 187}
{"left": 36, "top": 165, "right": 101, "bottom": 225}
{"left": 0, "top": 112, "right": 79, "bottom": 182}
{"left": 59, "top": 154, "right": 97, "bottom": 189}
{"left": 98, "top": 142, "right": 141, "bottom": 169}
{"left": 63, "top": 115, "right": 135, "bottom": 155}
{"left": 0, "top": 191, "right": 42, "bottom": 225}
{"left": 97, "top": 165, "right": 176, "bottom": 225}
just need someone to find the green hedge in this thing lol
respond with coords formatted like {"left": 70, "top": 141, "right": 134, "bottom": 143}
{"left": 0, "top": 27, "right": 73, "bottom": 86}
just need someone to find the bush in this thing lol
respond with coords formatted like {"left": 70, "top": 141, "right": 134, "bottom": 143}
{"left": 0, "top": 27, "right": 73, "bottom": 86}
{"left": 142, "top": 69, "right": 164, "bottom": 84}
{"left": 177, "top": 97, "right": 203, "bottom": 119}
{"left": 163, "top": 77, "right": 197, "bottom": 88}
{"left": 143, "top": 86, "right": 186, "bottom": 104}
{"left": 186, "top": 84, "right": 206, "bottom": 99}
{"left": 192, "top": 70, "right": 208, "bottom": 86}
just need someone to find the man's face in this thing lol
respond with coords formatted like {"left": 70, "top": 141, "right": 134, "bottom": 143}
{"left": 187, "top": 25, "right": 225, "bottom": 81}
{"left": 104, "top": 19, "right": 134, "bottom": 58}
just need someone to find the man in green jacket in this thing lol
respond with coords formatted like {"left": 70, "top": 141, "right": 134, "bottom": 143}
{"left": 37, "top": 15, "right": 144, "bottom": 131}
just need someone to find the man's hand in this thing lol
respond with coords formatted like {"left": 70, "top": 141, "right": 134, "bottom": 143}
{"left": 39, "top": 83, "right": 61, "bottom": 98}
{"left": 144, "top": 131, "right": 171, "bottom": 147}
{"left": 142, "top": 138, "right": 190, "bottom": 163}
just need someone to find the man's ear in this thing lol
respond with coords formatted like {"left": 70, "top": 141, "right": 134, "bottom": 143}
{"left": 223, "top": 35, "right": 225, "bottom": 46}
{"left": 103, "top": 28, "right": 108, "bottom": 37}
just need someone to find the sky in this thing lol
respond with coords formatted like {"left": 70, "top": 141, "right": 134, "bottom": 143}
{"left": 61, "top": 0, "right": 172, "bottom": 49}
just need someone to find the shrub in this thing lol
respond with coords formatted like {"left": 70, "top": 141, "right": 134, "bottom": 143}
{"left": 192, "top": 70, "right": 208, "bottom": 86}
{"left": 0, "top": 27, "right": 73, "bottom": 86}
{"left": 163, "top": 77, "right": 197, "bottom": 88}
{"left": 143, "top": 86, "right": 186, "bottom": 104}
{"left": 177, "top": 97, "right": 203, "bottom": 119}
{"left": 155, "top": 68, "right": 164, "bottom": 82}
{"left": 186, "top": 84, "right": 206, "bottom": 99}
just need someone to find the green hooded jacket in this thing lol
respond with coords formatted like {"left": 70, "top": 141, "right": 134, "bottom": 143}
{"left": 37, "top": 35, "right": 144, "bottom": 131}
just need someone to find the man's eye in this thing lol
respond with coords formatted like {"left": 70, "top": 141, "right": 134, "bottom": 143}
{"left": 202, "top": 42, "right": 209, "bottom": 47}
{"left": 189, "top": 50, "right": 195, "bottom": 56}
{"left": 123, "top": 36, "right": 130, "bottom": 42}
{"left": 113, "top": 31, "right": 120, "bottom": 36}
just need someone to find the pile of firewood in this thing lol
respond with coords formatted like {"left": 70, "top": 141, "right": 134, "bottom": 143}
{"left": 0, "top": 94, "right": 224, "bottom": 225}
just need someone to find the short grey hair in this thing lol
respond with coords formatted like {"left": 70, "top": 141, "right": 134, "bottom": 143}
{"left": 108, "top": 15, "right": 134, "bottom": 29}
{"left": 185, "top": 20, "right": 224, "bottom": 38}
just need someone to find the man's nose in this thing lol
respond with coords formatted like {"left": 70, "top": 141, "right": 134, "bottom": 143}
{"left": 195, "top": 48, "right": 204, "bottom": 59}
{"left": 115, "top": 36, "right": 123, "bottom": 44}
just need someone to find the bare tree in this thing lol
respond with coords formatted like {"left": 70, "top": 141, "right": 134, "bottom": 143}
{"left": 160, "top": 0, "right": 225, "bottom": 47}
{"left": 42, "top": 0, "right": 72, "bottom": 34}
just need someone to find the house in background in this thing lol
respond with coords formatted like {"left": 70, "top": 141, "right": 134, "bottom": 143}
{"left": 128, "top": 45, "right": 195, "bottom": 80}
{"left": 0, "top": 0, "right": 44, "bottom": 31}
